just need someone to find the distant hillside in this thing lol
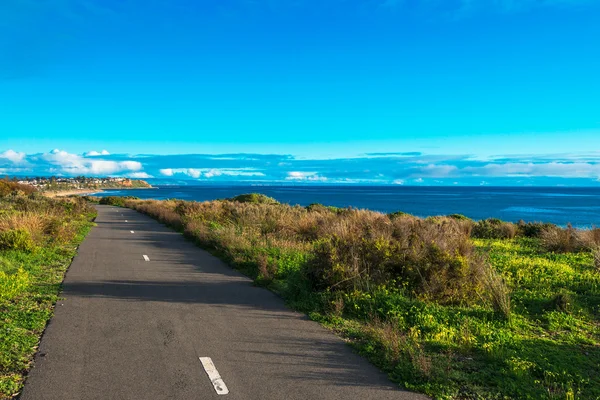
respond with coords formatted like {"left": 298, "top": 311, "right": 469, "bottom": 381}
{"left": 14, "top": 177, "right": 152, "bottom": 192}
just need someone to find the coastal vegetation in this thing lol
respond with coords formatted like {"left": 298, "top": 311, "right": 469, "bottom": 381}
{"left": 100, "top": 194, "right": 600, "bottom": 399}
{"left": 0, "top": 180, "right": 96, "bottom": 398}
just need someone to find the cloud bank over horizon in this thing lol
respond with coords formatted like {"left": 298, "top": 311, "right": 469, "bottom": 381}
{"left": 2, "top": 148, "right": 600, "bottom": 186}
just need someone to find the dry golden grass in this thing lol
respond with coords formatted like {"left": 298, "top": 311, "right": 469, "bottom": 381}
{"left": 576, "top": 227, "right": 600, "bottom": 249}
{"left": 0, "top": 212, "right": 48, "bottom": 243}
{"left": 539, "top": 225, "right": 600, "bottom": 253}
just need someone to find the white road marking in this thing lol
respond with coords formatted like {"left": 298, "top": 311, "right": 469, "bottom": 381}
{"left": 143, "top": 255, "right": 150, "bottom": 261}
{"left": 130, "top": 230, "right": 135, "bottom": 234}
{"left": 125, "top": 220, "right": 128, "bottom": 222}
{"left": 199, "top": 357, "right": 229, "bottom": 395}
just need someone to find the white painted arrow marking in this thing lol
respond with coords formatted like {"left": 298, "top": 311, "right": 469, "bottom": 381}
{"left": 199, "top": 357, "right": 229, "bottom": 395}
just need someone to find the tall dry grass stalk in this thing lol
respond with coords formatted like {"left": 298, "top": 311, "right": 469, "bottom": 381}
{"left": 576, "top": 228, "right": 600, "bottom": 250}
{"left": 474, "top": 255, "right": 511, "bottom": 318}
{"left": 592, "top": 246, "right": 600, "bottom": 272}
{"left": 0, "top": 212, "right": 48, "bottom": 242}
{"left": 541, "top": 225, "right": 600, "bottom": 253}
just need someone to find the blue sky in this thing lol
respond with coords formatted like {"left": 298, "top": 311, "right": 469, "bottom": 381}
{"left": 1, "top": 0, "right": 599, "bottom": 184}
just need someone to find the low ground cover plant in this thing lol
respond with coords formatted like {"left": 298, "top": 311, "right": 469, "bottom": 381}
{"left": 119, "top": 195, "right": 600, "bottom": 399}
{"left": 0, "top": 187, "right": 96, "bottom": 398}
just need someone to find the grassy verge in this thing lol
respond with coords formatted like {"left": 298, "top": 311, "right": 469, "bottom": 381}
{"left": 0, "top": 190, "right": 96, "bottom": 399}
{"left": 104, "top": 194, "right": 598, "bottom": 399}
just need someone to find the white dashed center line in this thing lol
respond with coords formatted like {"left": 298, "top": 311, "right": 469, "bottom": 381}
{"left": 130, "top": 231, "right": 135, "bottom": 234}
{"left": 199, "top": 357, "right": 229, "bottom": 395}
{"left": 143, "top": 255, "right": 150, "bottom": 261}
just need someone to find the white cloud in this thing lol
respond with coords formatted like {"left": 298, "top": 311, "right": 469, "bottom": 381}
{"left": 214, "top": 169, "right": 265, "bottom": 177}
{"left": 128, "top": 172, "right": 153, "bottom": 179}
{"left": 159, "top": 167, "right": 265, "bottom": 179}
{"left": 462, "top": 162, "right": 600, "bottom": 178}
{"left": 418, "top": 164, "right": 458, "bottom": 177}
{"left": 285, "top": 171, "right": 327, "bottom": 181}
{"left": 187, "top": 168, "right": 201, "bottom": 178}
{"left": 203, "top": 169, "right": 221, "bottom": 178}
{"left": 41, "top": 149, "right": 142, "bottom": 176}
{"left": 5, "top": 148, "right": 600, "bottom": 184}
{"left": 287, "top": 171, "right": 311, "bottom": 179}
{"left": 0, "top": 149, "right": 26, "bottom": 164}
{"left": 119, "top": 161, "right": 143, "bottom": 171}
{"left": 84, "top": 150, "right": 111, "bottom": 157}
{"left": 159, "top": 168, "right": 203, "bottom": 179}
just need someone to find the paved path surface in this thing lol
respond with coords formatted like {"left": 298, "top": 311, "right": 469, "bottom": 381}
{"left": 21, "top": 205, "right": 427, "bottom": 400}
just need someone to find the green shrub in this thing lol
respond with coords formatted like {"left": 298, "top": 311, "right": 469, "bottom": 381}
{"left": 174, "top": 200, "right": 204, "bottom": 216}
{"left": 517, "top": 220, "right": 555, "bottom": 238}
{"left": 44, "top": 218, "right": 77, "bottom": 244}
{"left": 99, "top": 196, "right": 126, "bottom": 207}
{"left": 0, "top": 229, "right": 35, "bottom": 252}
{"left": 229, "top": 193, "right": 279, "bottom": 205}
{"left": 472, "top": 218, "right": 516, "bottom": 239}
{"left": 550, "top": 292, "right": 573, "bottom": 313}
{"left": 447, "top": 214, "right": 472, "bottom": 221}
{"left": 306, "top": 203, "right": 344, "bottom": 213}
{"left": 307, "top": 219, "right": 500, "bottom": 307}
{"left": 387, "top": 210, "right": 410, "bottom": 218}
{"left": 80, "top": 195, "right": 100, "bottom": 204}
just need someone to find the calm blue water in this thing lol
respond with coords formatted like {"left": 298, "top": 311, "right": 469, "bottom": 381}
{"left": 92, "top": 186, "right": 600, "bottom": 227}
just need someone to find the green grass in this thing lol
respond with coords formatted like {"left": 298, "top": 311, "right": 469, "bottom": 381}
{"left": 0, "top": 196, "right": 95, "bottom": 399}
{"left": 120, "top": 198, "right": 600, "bottom": 399}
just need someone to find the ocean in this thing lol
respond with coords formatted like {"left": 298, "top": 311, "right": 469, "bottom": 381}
{"left": 92, "top": 185, "right": 600, "bottom": 227}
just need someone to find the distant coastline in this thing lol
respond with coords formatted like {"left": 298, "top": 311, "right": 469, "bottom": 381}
{"left": 10, "top": 177, "right": 153, "bottom": 197}
{"left": 44, "top": 186, "right": 155, "bottom": 198}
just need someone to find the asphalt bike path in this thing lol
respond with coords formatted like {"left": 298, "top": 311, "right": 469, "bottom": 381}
{"left": 21, "top": 205, "right": 427, "bottom": 400}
